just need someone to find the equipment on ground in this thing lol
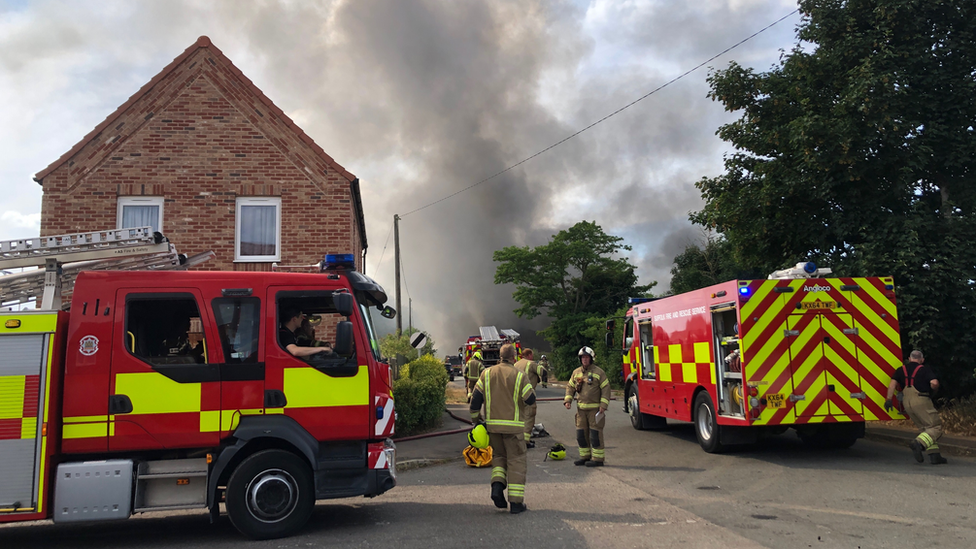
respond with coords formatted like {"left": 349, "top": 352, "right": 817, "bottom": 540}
{"left": 614, "top": 262, "right": 903, "bottom": 454}
{"left": 0, "top": 229, "right": 397, "bottom": 539}
{"left": 545, "top": 444, "right": 566, "bottom": 461}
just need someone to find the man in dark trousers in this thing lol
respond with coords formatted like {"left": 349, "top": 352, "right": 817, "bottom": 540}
{"left": 885, "top": 350, "right": 947, "bottom": 464}
{"left": 469, "top": 344, "right": 536, "bottom": 514}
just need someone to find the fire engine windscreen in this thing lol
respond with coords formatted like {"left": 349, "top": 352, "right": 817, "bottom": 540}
{"left": 125, "top": 294, "right": 207, "bottom": 365}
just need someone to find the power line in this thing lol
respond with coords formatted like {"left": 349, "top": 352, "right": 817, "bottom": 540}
{"left": 399, "top": 9, "right": 799, "bottom": 218}
{"left": 371, "top": 221, "right": 394, "bottom": 278}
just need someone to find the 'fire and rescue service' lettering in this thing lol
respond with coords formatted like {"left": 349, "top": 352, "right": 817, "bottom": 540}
{"left": 79, "top": 335, "right": 99, "bottom": 356}
{"left": 653, "top": 306, "right": 707, "bottom": 323}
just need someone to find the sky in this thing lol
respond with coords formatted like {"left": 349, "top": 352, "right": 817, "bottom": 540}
{"left": 0, "top": 0, "right": 801, "bottom": 352}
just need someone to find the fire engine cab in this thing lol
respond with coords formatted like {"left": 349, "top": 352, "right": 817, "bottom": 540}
{"left": 614, "top": 262, "right": 903, "bottom": 453}
{"left": 0, "top": 228, "right": 397, "bottom": 539}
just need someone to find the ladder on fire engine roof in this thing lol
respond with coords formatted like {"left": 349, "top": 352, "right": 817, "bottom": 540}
{"left": 479, "top": 326, "right": 501, "bottom": 342}
{"left": 499, "top": 329, "right": 520, "bottom": 341}
{"left": 0, "top": 227, "right": 214, "bottom": 311}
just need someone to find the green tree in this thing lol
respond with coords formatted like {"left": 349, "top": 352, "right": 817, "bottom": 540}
{"left": 693, "top": 0, "right": 976, "bottom": 393}
{"left": 669, "top": 233, "right": 759, "bottom": 295}
{"left": 494, "top": 220, "right": 654, "bottom": 380}
{"left": 379, "top": 328, "right": 436, "bottom": 363}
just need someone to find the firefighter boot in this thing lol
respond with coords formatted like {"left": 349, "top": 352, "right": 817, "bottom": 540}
{"left": 491, "top": 482, "right": 507, "bottom": 508}
{"left": 510, "top": 502, "right": 527, "bottom": 514}
{"left": 585, "top": 460, "right": 604, "bottom": 467}
{"left": 909, "top": 440, "right": 925, "bottom": 463}
{"left": 574, "top": 458, "right": 589, "bottom": 466}
{"left": 929, "top": 453, "right": 948, "bottom": 465}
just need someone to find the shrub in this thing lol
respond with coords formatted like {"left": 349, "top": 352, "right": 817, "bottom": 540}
{"left": 393, "top": 354, "right": 449, "bottom": 436}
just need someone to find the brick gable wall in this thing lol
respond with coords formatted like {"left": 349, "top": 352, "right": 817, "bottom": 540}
{"left": 39, "top": 45, "right": 363, "bottom": 272}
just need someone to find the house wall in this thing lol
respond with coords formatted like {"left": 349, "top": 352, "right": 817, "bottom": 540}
{"left": 38, "top": 45, "right": 363, "bottom": 272}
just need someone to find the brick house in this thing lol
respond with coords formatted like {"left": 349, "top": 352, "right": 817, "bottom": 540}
{"left": 35, "top": 36, "right": 367, "bottom": 272}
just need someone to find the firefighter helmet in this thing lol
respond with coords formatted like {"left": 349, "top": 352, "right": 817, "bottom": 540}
{"left": 578, "top": 346, "right": 595, "bottom": 361}
{"left": 468, "top": 423, "right": 489, "bottom": 449}
{"left": 547, "top": 443, "right": 566, "bottom": 460}
{"left": 473, "top": 350, "right": 483, "bottom": 361}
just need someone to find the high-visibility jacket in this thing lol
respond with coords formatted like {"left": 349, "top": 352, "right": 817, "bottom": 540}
{"left": 466, "top": 358, "right": 483, "bottom": 381}
{"left": 514, "top": 358, "right": 541, "bottom": 390}
{"left": 471, "top": 361, "right": 535, "bottom": 434}
{"left": 565, "top": 365, "right": 611, "bottom": 410}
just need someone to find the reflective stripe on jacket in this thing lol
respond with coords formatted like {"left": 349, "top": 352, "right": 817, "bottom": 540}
{"left": 565, "top": 365, "right": 611, "bottom": 410}
{"left": 474, "top": 361, "right": 535, "bottom": 434}
{"left": 466, "top": 359, "right": 483, "bottom": 380}
{"left": 514, "top": 358, "right": 541, "bottom": 389}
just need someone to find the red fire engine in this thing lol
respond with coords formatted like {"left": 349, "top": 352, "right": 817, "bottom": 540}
{"left": 614, "top": 262, "right": 903, "bottom": 453}
{"left": 0, "top": 228, "right": 397, "bottom": 539}
{"left": 462, "top": 326, "right": 521, "bottom": 366}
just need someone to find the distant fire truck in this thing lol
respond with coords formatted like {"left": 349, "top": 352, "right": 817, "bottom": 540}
{"left": 463, "top": 326, "right": 521, "bottom": 366}
{"left": 0, "top": 228, "right": 397, "bottom": 539}
{"left": 613, "top": 262, "right": 903, "bottom": 453}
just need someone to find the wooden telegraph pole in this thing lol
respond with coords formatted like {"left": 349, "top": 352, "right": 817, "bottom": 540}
{"left": 394, "top": 214, "right": 402, "bottom": 335}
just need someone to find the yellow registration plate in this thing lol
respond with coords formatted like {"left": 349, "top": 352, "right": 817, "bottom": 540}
{"left": 800, "top": 301, "right": 837, "bottom": 310}
{"left": 766, "top": 393, "right": 786, "bottom": 409}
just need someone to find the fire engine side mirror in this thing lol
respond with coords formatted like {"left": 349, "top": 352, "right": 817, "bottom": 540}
{"left": 605, "top": 319, "right": 615, "bottom": 331}
{"left": 605, "top": 332, "right": 614, "bottom": 349}
{"left": 334, "top": 321, "right": 355, "bottom": 357}
{"left": 380, "top": 306, "right": 396, "bottom": 319}
{"left": 333, "top": 292, "right": 355, "bottom": 317}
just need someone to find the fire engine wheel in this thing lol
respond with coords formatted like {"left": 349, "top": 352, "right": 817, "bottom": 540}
{"left": 628, "top": 386, "right": 667, "bottom": 431}
{"left": 226, "top": 449, "right": 315, "bottom": 540}
{"left": 693, "top": 392, "right": 725, "bottom": 454}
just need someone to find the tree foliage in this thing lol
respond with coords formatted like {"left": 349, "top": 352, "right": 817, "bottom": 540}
{"left": 669, "top": 234, "right": 761, "bottom": 295}
{"left": 379, "top": 327, "right": 436, "bottom": 363}
{"left": 494, "top": 221, "right": 654, "bottom": 379}
{"left": 693, "top": 0, "right": 976, "bottom": 393}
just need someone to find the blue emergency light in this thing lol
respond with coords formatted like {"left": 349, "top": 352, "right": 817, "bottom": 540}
{"left": 323, "top": 253, "right": 356, "bottom": 271}
{"left": 628, "top": 297, "right": 653, "bottom": 305}
{"left": 739, "top": 286, "right": 751, "bottom": 297}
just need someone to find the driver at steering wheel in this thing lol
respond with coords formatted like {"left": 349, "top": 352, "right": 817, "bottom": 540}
{"left": 279, "top": 307, "right": 332, "bottom": 358}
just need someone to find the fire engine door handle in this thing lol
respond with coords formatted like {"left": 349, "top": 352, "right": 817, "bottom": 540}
{"left": 109, "top": 395, "right": 133, "bottom": 414}
{"left": 264, "top": 390, "right": 287, "bottom": 408}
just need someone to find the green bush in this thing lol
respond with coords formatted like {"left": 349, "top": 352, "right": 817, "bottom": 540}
{"left": 394, "top": 354, "right": 448, "bottom": 436}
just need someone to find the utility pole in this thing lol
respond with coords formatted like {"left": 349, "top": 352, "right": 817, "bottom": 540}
{"left": 409, "top": 298, "right": 412, "bottom": 335}
{"left": 394, "top": 214, "right": 401, "bottom": 335}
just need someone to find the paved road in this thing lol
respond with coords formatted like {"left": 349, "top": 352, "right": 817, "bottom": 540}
{"left": 3, "top": 385, "right": 974, "bottom": 548}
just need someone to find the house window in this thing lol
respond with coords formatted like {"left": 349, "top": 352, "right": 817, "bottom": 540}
{"left": 118, "top": 196, "right": 164, "bottom": 233}
{"left": 236, "top": 197, "right": 281, "bottom": 262}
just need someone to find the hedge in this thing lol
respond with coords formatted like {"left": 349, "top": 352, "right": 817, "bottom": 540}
{"left": 393, "top": 354, "right": 449, "bottom": 436}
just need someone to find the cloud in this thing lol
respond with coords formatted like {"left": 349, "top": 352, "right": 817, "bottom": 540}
{"left": 0, "top": 0, "right": 799, "bottom": 351}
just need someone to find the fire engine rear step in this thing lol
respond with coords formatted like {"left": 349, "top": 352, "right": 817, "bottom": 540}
{"left": 133, "top": 458, "right": 208, "bottom": 513}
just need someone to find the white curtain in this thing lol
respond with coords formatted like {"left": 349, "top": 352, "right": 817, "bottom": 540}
{"left": 240, "top": 205, "right": 276, "bottom": 256}
{"left": 122, "top": 205, "right": 160, "bottom": 233}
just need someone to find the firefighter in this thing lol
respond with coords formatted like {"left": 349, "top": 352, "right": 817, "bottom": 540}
{"left": 465, "top": 350, "right": 484, "bottom": 402}
{"left": 885, "top": 350, "right": 947, "bottom": 464}
{"left": 539, "top": 355, "right": 549, "bottom": 388}
{"left": 564, "top": 346, "right": 611, "bottom": 467}
{"left": 469, "top": 343, "right": 535, "bottom": 514}
{"left": 514, "top": 348, "right": 542, "bottom": 448}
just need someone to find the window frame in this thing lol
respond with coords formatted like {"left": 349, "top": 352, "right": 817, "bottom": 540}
{"left": 235, "top": 196, "right": 282, "bottom": 262}
{"left": 117, "top": 196, "right": 164, "bottom": 233}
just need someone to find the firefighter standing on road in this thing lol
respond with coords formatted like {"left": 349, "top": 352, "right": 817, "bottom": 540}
{"left": 539, "top": 355, "right": 550, "bottom": 388}
{"left": 514, "top": 348, "right": 542, "bottom": 449}
{"left": 470, "top": 344, "right": 536, "bottom": 514}
{"left": 465, "top": 350, "right": 484, "bottom": 402}
{"left": 564, "top": 346, "right": 611, "bottom": 466}
{"left": 885, "top": 350, "right": 948, "bottom": 465}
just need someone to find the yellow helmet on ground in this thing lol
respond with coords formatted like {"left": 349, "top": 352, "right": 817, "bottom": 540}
{"left": 546, "top": 443, "right": 566, "bottom": 461}
{"left": 468, "top": 423, "right": 489, "bottom": 449}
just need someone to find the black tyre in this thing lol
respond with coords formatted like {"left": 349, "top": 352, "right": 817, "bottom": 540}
{"left": 693, "top": 392, "right": 724, "bottom": 453}
{"left": 226, "top": 449, "right": 315, "bottom": 540}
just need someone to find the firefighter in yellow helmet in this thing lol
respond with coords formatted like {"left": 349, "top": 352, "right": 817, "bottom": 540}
{"left": 470, "top": 343, "right": 536, "bottom": 514}
{"left": 465, "top": 350, "right": 484, "bottom": 402}
{"left": 514, "top": 348, "right": 542, "bottom": 448}
{"left": 564, "top": 346, "right": 610, "bottom": 466}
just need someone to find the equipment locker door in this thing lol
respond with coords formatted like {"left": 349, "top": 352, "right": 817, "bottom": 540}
{"left": 821, "top": 313, "right": 864, "bottom": 416}
{"left": 787, "top": 314, "right": 829, "bottom": 417}
{"left": 0, "top": 333, "right": 47, "bottom": 512}
{"left": 109, "top": 289, "right": 221, "bottom": 451}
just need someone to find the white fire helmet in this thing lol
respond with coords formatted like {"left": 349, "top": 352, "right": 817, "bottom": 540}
{"left": 578, "top": 346, "right": 595, "bottom": 361}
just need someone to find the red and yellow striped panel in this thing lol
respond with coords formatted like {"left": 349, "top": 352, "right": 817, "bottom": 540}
{"left": 0, "top": 375, "right": 40, "bottom": 440}
{"left": 740, "top": 277, "right": 901, "bottom": 426}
